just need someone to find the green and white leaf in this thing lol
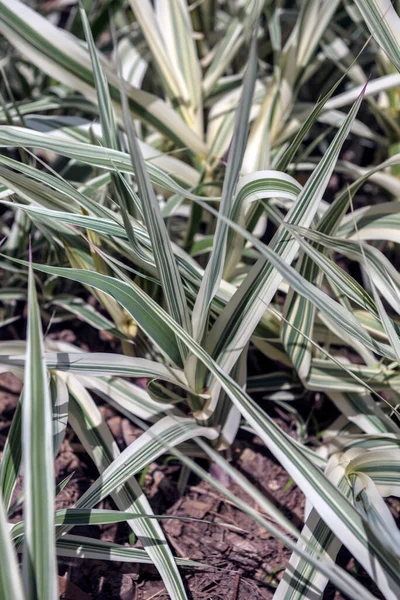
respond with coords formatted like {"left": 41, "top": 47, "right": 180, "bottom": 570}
{"left": 22, "top": 263, "right": 58, "bottom": 599}
{"left": 0, "top": 493, "right": 24, "bottom": 600}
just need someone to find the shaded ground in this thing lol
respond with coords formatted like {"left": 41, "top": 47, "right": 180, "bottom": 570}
{"left": 57, "top": 434, "right": 304, "bottom": 600}
{"left": 0, "top": 371, "right": 298, "bottom": 599}
{"left": 2, "top": 370, "right": 397, "bottom": 599}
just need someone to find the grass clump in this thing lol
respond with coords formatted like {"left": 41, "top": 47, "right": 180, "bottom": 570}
{"left": 0, "top": 1, "right": 400, "bottom": 598}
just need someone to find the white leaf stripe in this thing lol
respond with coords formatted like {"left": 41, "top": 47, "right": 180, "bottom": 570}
{"left": 291, "top": 224, "right": 400, "bottom": 314}
{"left": 192, "top": 37, "right": 257, "bottom": 344}
{"left": 50, "top": 374, "right": 69, "bottom": 456}
{"left": 328, "top": 391, "right": 399, "bottom": 434}
{"left": 129, "top": 0, "right": 193, "bottom": 127}
{"left": 51, "top": 298, "right": 130, "bottom": 341}
{"left": 81, "top": 4, "right": 142, "bottom": 255}
{"left": 155, "top": 0, "right": 203, "bottom": 132}
{"left": 274, "top": 468, "right": 352, "bottom": 600}
{"left": 78, "top": 374, "right": 175, "bottom": 421}
{"left": 11, "top": 508, "right": 241, "bottom": 538}
{"left": 5, "top": 352, "right": 186, "bottom": 384}
{"left": 281, "top": 187, "right": 351, "bottom": 379}
{"left": 57, "top": 416, "right": 218, "bottom": 527}
{"left": 308, "top": 359, "right": 400, "bottom": 393}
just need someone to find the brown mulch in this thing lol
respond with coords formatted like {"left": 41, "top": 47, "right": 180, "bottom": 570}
{"left": 0, "top": 370, "right": 393, "bottom": 600}
{"left": 57, "top": 443, "right": 301, "bottom": 600}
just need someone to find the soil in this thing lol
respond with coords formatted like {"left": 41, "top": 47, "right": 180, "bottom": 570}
{"left": 1, "top": 364, "right": 397, "bottom": 600}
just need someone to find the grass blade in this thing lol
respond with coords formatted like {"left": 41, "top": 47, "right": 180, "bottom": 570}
{"left": 355, "top": 0, "right": 400, "bottom": 73}
{"left": 206, "top": 86, "right": 367, "bottom": 379}
{"left": 119, "top": 64, "right": 192, "bottom": 363}
{"left": 0, "top": 390, "right": 22, "bottom": 512}
{"left": 0, "top": 493, "right": 25, "bottom": 599}
{"left": 22, "top": 262, "right": 58, "bottom": 599}
{"left": 191, "top": 36, "right": 257, "bottom": 347}
{"left": 55, "top": 535, "right": 203, "bottom": 566}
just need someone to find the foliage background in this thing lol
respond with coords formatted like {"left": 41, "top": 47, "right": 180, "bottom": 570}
{"left": 1, "top": 0, "right": 400, "bottom": 598}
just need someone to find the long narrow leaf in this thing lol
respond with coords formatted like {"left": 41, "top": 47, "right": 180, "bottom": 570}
{"left": 0, "top": 493, "right": 24, "bottom": 600}
{"left": 119, "top": 58, "right": 191, "bottom": 362}
{"left": 191, "top": 36, "right": 257, "bottom": 346}
{"left": 22, "top": 263, "right": 58, "bottom": 599}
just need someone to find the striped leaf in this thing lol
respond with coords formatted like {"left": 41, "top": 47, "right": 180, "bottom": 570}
{"left": 80, "top": 1, "right": 139, "bottom": 249}
{"left": 11, "top": 507, "right": 239, "bottom": 539}
{"left": 274, "top": 463, "right": 353, "bottom": 600}
{"left": 281, "top": 189, "right": 351, "bottom": 380}
{"left": 129, "top": 0, "right": 199, "bottom": 129}
{"left": 0, "top": 493, "right": 24, "bottom": 600}
{"left": 50, "top": 374, "right": 69, "bottom": 456}
{"left": 76, "top": 374, "right": 175, "bottom": 422}
{"left": 154, "top": 0, "right": 203, "bottom": 133}
{"left": 276, "top": 443, "right": 400, "bottom": 599}
{"left": 119, "top": 60, "right": 191, "bottom": 363}
{"left": 355, "top": 0, "right": 400, "bottom": 73}
{"left": 0, "top": 126, "right": 204, "bottom": 200}
{"left": 57, "top": 415, "right": 218, "bottom": 530}
{"left": 202, "top": 0, "right": 263, "bottom": 95}
{"left": 55, "top": 534, "right": 203, "bottom": 566}
{"left": 170, "top": 440, "right": 378, "bottom": 600}
{"left": 51, "top": 297, "right": 131, "bottom": 341}
{"left": 0, "top": 391, "right": 22, "bottom": 512}
{"left": 190, "top": 36, "right": 257, "bottom": 347}
{"left": 22, "top": 263, "right": 58, "bottom": 599}
{"left": 7, "top": 351, "right": 186, "bottom": 384}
